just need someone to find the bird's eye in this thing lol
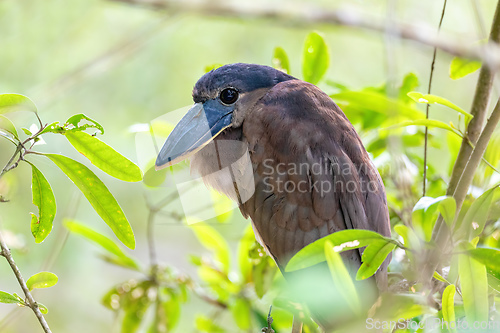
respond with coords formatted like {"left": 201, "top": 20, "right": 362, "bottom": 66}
{"left": 219, "top": 88, "right": 239, "bottom": 105}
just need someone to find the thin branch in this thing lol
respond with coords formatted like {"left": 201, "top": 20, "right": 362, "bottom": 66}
{"left": 0, "top": 230, "right": 52, "bottom": 333}
{"left": 446, "top": 0, "right": 500, "bottom": 196}
{"left": 452, "top": 97, "right": 500, "bottom": 209}
{"left": 107, "top": 0, "right": 500, "bottom": 71}
{"left": 423, "top": 0, "right": 448, "bottom": 196}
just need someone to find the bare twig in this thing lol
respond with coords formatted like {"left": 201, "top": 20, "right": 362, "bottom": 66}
{"left": 261, "top": 306, "right": 275, "bottom": 333}
{"left": 0, "top": 230, "right": 52, "bottom": 333}
{"left": 107, "top": 0, "right": 500, "bottom": 71}
{"left": 423, "top": 0, "right": 448, "bottom": 196}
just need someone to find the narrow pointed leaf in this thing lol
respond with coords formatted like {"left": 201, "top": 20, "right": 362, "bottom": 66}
{"left": 29, "top": 163, "right": 56, "bottom": 243}
{"left": 64, "top": 220, "right": 139, "bottom": 270}
{"left": 356, "top": 239, "right": 395, "bottom": 280}
{"left": 467, "top": 247, "right": 500, "bottom": 274}
{"left": 45, "top": 154, "right": 135, "bottom": 249}
{"left": 272, "top": 47, "right": 290, "bottom": 74}
{"left": 0, "top": 94, "right": 37, "bottom": 114}
{"left": 383, "top": 119, "right": 463, "bottom": 138}
{"left": 65, "top": 131, "right": 142, "bottom": 182}
{"left": 332, "top": 90, "right": 425, "bottom": 120}
{"left": 324, "top": 241, "right": 361, "bottom": 315}
{"left": 459, "top": 252, "right": 488, "bottom": 323}
{"left": 302, "top": 31, "right": 329, "bottom": 84}
{"left": 450, "top": 57, "right": 481, "bottom": 80}
{"left": 442, "top": 284, "right": 456, "bottom": 332}
{"left": 26, "top": 272, "right": 58, "bottom": 291}
{"left": 433, "top": 271, "right": 452, "bottom": 285}
{"left": 0, "top": 291, "right": 22, "bottom": 304}
{"left": 286, "top": 229, "right": 387, "bottom": 272}
{"left": 407, "top": 92, "right": 472, "bottom": 119}
{"left": 461, "top": 185, "right": 498, "bottom": 239}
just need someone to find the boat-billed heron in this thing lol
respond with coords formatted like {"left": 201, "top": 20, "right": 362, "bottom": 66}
{"left": 156, "top": 63, "right": 391, "bottom": 331}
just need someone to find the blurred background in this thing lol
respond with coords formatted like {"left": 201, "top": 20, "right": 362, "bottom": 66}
{"left": 0, "top": 0, "right": 498, "bottom": 332}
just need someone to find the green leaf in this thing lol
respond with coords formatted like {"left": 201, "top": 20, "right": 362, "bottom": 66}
{"left": 0, "top": 291, "right": 22, "bottom": 304}
{"left": 324, "top": 240, "right": 361, "bottom": 315}
{"left": 188, "top": 221, "right": 230, "bottom": 274}
{"left": 0, "top": 94, "right": 37, "bottom": 114}
{"left": 467, "top": 247, "right": 500, "bottom": 275}
{"left": 459, "top": 250, "right": 488, "bottom": 323}
{"left": 407, "top": 92, "right": 472, "bottom": 119}
{"left": 64, "top": 220, "right": 139, "bottom": 271}
{"left": 195, "top": 315, "right": 225, "bottom": 333}
{"left": 252, "top": 257, "right": 277, "bottom": 299}
{"left": 66, "top": 114, "right": 104, "bottom": 134}
{"left": 0, "top": 115, "right": 19, "bottom": 139}
{"left": 65, "top": 131, "right": 142, "bottom": 182}
{"left": 29, "top": 163, "right": 56, "bottom": 243}
{"left": 332, "top": 91, "right": 426, "bottom": 120}
{"left": 45, "top": 154, "right": 135, "bottom": 249}
{"left": 122, "top": 295, "right": 152, "bottom": 333}
{"left": 450, "top": 57, "right": 481, "bottom": 80}
{"left": 356, "top": 239, "right": 395, "bottom": 280}
{"left": 398, "top": 73, "right": 419, "bottom": 103}
{"left": 162, "top": 291, "right": 181, "bottom": 331}
{"left": 38, "top": 303, "right": 49, "bottom": 314}
{"left": 204, "top": 64, "right": 223, "bottom": 73}
{"left": 412, "top": 196, "right": 450, "bottom": 241}
{"left": 230, "top": 298, "right": 252, "bottom": 330}
{"left": 26, "top": 272, "right": 58, "bottom": 291}
{"left": 461, "top": 185, "right": 498, "bottom": 239}
{"left": 21, "top": 127, "right": 32, "bottom": 136}
{"left": 438, "top": 196, "right": 457, "bottom": 227}
{"left": 442, "top": 285, "right": 457, "bottom": 332}
{"left": 272, "top": 47, "right": 290, "bottom": 74}
{"left": 433, "top": 271, "right": 452, "bottom": 285}
{"left": 39, "top": 121, "right": 65, "bottom": 135}
{"left": 286, "top": 229, "right": 387, "bottom": 272}
{"left": 302, "top": 31, "right": 329, "bottom": 84}
{"left": 382, "top": 119, "right": 463, "bottom": 138}
{"left": 238, "top": 224, "right": 255, "bottom": 283}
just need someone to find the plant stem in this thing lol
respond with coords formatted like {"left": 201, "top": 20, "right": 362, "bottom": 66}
{"left": 0, "top": 230, "right": 52, "bottom": 333}
{"left": 423, "top": 0, "right": 448, "bottom": 196}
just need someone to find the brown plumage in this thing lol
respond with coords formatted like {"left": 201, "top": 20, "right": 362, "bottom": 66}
{"left": 156, "top": 63, "right": 391, "bottom": 331}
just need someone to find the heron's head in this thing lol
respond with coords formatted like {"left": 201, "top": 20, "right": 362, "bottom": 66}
{"left": 155, "top": 63, "right": 295, "bottom": 169}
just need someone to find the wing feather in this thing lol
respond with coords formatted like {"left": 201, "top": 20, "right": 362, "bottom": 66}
{"left": 240, "top": 80, "right": 391, "bottom": 282}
